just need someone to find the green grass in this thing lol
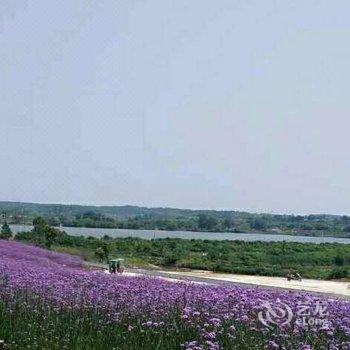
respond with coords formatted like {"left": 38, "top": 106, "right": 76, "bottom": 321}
{"left": 103, "top": 238, "right": 350, "bottom": 279}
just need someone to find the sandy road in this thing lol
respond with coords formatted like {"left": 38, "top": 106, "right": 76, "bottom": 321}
{"left": 124, "top": 268, "right": 350, "bottom": 298}
{"left": 85, "top": 262, "right": 350, "bottom": 298}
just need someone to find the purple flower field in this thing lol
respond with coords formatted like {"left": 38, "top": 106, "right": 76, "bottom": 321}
{"left": 0, "top": 240, "right": 349, "bottom": 350}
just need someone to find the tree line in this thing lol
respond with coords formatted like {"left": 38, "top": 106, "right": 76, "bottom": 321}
{"left": 2, "top": 200, "right": 350, "bottom": 237}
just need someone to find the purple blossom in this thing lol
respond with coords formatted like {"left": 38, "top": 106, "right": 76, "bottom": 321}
{"left": 0, "top": 239, "right": 349, "bottom": 350}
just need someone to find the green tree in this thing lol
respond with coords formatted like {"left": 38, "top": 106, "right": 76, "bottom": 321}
{"left": 93, "top": 242, "right": 110, "bottom": 263}
{"left": 44, "top": 226, "right": 58, "bottom": 248}
{"left": 251, "top": 218, "right": 267, "bottom": 230}
{"left": 198, "top": 214, "right": 218, "bottom": 230}
{"left": 101, "top": 242, "right": 110, "bottom": 262}
{"left": 223, "top": 215, "right": 235, "bottom": 229}
{"left": 94, "top": 247, "right": 105, "bottom": 262}
{"left": 33, "top": 216, "right": 47, "bottom": 231}
{"left": 0, "top": 222, "right": 12, "bottom": 240}
{"left": 31, "top": 216, "right": 58, "bottom": 248}
{"left": 343, "top": 225, "right": 350, "bottom": 233}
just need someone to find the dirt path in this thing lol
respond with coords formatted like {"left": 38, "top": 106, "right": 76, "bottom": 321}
{"left": 84, "top": 262, "right": 350, "bottom": 298}
{"left": 156, "top": 270, "right": 350, "bottom": 298}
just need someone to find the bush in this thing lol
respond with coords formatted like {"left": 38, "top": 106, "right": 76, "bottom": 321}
{"left": 334, "top": 254, "right": 345, "bottom": 266}
{"left": 0, "top": 222, "right": 12, "bottom": 240}
{"left": 328, "top": 267, "right": 349, "bottom": 279}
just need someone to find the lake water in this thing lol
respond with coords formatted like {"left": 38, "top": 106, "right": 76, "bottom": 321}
{"left": 10, "top": 224, "right": 350, "bottom": 244}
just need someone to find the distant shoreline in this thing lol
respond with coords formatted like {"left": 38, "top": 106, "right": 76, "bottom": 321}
{"left": 2, "top": 201, "right": 350, "bottom": 240}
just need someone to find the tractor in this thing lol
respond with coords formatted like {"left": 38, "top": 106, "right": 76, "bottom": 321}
{"left": 108, "top": 258, "right": 125, "bottom": 274}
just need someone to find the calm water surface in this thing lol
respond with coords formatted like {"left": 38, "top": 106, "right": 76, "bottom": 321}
{"left": 10, "top": 225, "right": 350, "bottom": 244}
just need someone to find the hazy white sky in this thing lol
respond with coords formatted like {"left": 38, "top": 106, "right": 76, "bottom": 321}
{"left": 1, "top": 1, "right": 350, "bottom": 214}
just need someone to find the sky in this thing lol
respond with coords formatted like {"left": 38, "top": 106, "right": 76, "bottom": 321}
{"left": 1, "top": 1, "right": 350, "bottom": 214}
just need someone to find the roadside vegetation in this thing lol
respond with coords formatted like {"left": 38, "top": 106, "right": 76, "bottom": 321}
{"left": 14, "top": 217, "right": 350, "bottom": 280}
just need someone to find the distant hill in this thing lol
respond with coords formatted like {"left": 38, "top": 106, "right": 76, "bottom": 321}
{"left": 1, "top": 201, "right": 350, "bottom": 238}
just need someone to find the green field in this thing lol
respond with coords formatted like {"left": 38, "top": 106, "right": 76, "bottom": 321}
{"left": 14, "top": 219, "right": 350, "bottom": 280}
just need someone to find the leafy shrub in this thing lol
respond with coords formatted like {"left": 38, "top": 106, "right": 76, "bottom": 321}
{"left": 328, "top": 267, "right": 349, "bottom": 279}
